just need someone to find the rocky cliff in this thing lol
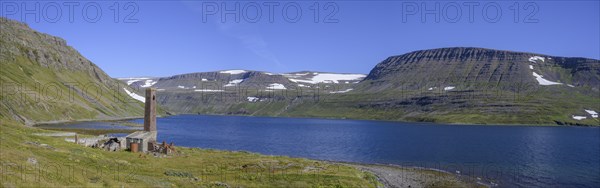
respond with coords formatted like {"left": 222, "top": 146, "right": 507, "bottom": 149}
{"left": 362, "top": 47, "right": 599, "bottom": 92}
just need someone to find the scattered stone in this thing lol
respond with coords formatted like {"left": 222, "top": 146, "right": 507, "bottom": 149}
{"left": 101, "top": 138, "right": 121, "bottom": 151}
{"left": 211, "top": 181, "right": 230, "bottom": 188}
{"left": 164, "top": 170, "right": 194, "bottom": 178}
{"left": 27, "top": 157, "right": 37, "bottom": 165}
{"left": 89, "top": 176, "right": 101, "bottom": 183}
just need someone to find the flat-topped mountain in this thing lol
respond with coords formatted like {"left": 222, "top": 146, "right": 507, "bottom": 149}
{"left": 351, "top": 47, "right": 599, "bottom": 125}
{"left": 362, "top": 47, "right": 599, "bottom": 92}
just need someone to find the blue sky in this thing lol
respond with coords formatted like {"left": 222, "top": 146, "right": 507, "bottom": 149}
{"left": 2, "top": 1, "right": 599, "bottom": 77}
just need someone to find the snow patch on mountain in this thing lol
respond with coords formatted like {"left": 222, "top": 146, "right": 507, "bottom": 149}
{"left": 287, "top": 73, "right": 366, "bottom": 84}
{"left": 247, "top": 97, "right": 259, "bottom": 102}
{"left": 572, "top": 115, "right": 587, "bottom": 120}
{"left": 267, "top": 83, "right": 286, "bottom": 90}
{"left": 329, "top": 88, "right": 353, "bottom": 93}
{"left": 194, "top": 89, "right": 224, "bottom": 92}
{"left": 444, "top": 86, "right": 455, "bottom": 91}
{"left": 201, "top": 78, "right": 208, "bottom": 81}
{"left": 123, "top": 88, "right": 144, "bottom": 102}
{"left": 288, "top": 79, "right": 313, "bottom": 84}
{"left": 529, "top": 65, "right": 534, "bottom": 70}
{"left": 312, "top": 73, "right": 365, "bottom": 83}
{"left": 224, "top": 79, "right": 244, "bottom": 87}
{"left": 529, "top": 56, "right": 545, "bottom": 63}
{"left": 532, "top": 72, "right": 562, "bottom": 85}
{"left": 117, "top": 77, "right": 153, "bottom": 85}
{"left": 281, "top": 72, "right": 310, "bottom": 78}
{"left": 126, "top": 80, "right": 140, "bottom": 85}
{"left": 220, "top": 70, "right": 247, "bottom": 74}
{"left": 140, "top": 80, "right": 157, "bottom": 87}
{"left": 585, "top": 110, "right": 598, "bottom": 118}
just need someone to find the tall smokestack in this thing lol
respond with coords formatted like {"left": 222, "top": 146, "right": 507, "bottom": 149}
{"left": 144, "top": 88, "right": 156, "bottom": 132}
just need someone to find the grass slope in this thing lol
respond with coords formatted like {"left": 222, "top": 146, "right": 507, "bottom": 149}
{"left": 1, "top": 120, "right": 379, "bottom": 187}
{"left": 156, "top": 86, "right": 600, "bottom": 126}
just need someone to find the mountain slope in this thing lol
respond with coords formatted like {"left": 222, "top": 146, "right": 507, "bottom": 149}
{"left": 119, "top": 47, "right": 599, "bottom": 125}
{"left": 0, "top": 17, "right": 146, "bottom": 125}
{"left": 362, "top": 47, "right": 599, "bottom": 91}
{"left": 354, "top": 47, "right": 599, "bottom": 125}
{"left": 118, "top": 70, "right": 365, "bottom": 115}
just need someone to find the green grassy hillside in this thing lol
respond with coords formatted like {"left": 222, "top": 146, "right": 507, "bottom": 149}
{"left": 0, "top": 17, "right": 148, "bottom": 125}
{"left": 0, "top": 119, "right": 380, "bottom": 187}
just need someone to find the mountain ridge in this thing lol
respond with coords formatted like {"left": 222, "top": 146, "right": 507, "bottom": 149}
{"left": 114, "top": 47, "right": 599, "bottom": 125}
{"left": 0, "top": 17, "right": 149, "bottom": 125}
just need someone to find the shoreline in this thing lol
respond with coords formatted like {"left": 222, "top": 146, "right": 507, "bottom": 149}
{"left": 156, "top": 113, "right": 599, "bottom": 127}
{"left": 340, "top": 162, "right": 492, "bottom": 188}
{"left": 30, "top": 116, "right": 144, "bottom": 126}
{"left": 30, "top": 115, "right": 177, "bottom": 127}
{"left": 29, "top": 112, "right": 599, "bottom": 127}
{"left": 26, "top": 115, "right": 594, "bottom": 187}
{"left": 30, "top": 121, "right": 481, "bottom": 187}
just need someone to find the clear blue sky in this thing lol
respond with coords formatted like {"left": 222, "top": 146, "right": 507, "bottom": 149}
{"left": 2, "top": 1, "right": 598, "bottom": 77}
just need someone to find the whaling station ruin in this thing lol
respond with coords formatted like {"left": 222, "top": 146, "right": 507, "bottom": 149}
{"left": 125, "top": 88, "right": 158, "bottom": 153}
{"left": 67, "top": 88, "right": 176, "bottom": 155}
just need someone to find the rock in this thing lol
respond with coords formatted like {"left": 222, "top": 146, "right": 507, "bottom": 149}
{"left": 108, "top": 142, "right": 120, "bottom": 151}
{"left": 211, "top": 181, "right": 230, "bottom": 188}
{"left": 27, "top": 157, "right": 37, "bottom": 165}
{"left": 101, "top": 138, "right": 121, "bottom": 151}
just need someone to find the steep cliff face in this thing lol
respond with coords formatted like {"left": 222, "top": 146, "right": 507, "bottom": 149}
{"left": 0, "top": 17, "right": 145, "bottom": 125}
{"left": 352, "top": 47, "right": 599, "bottom": 125}
{"left": 362, "top": 47, "right": 599, "bottom": 92}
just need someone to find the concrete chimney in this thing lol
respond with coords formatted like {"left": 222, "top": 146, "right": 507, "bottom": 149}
{"left": 144, "top": 88, "right": 156, "bottom": 132}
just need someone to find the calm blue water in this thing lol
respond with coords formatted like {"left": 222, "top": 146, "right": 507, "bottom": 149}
{"left": 77, "top": 115, "right": 599, "bottom": 187}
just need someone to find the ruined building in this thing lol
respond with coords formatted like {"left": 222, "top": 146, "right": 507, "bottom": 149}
{"left": 125, "top": 88, "right": 158, "bottom": 152}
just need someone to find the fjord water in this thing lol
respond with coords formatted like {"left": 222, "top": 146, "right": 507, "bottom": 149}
{"left": 124, "top": 115, "right": 598, "bottom": 187}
